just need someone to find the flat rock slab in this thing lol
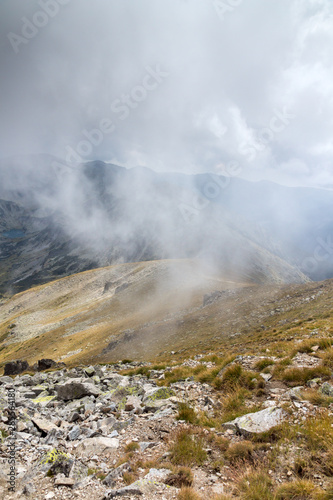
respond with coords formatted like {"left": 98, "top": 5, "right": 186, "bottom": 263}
{"left": 31, "top": 417, "right": 58, "bottom": 434}
{"left": 223, "top": 406, "right": 287, "bottom": 436}
{"left": 54, "top": 477, "right": 75, "bottom": 487}
{"left": 76, "top": 437, "right": 119, "bottom": 457}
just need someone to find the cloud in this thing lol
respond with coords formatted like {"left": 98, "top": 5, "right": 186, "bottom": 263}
{"left": 0, "top": 0, "right": 332, "bottom": 186}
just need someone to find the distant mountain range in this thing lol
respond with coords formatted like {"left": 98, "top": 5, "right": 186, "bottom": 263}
{"left": 0, "top": 154, "right": 332, "bottom": 295}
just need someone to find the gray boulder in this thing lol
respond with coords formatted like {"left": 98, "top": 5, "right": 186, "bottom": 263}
{"left": 320, "top": 382, "right": 333, "bottom": 397}
{"left": 223, "top": 406, "right": 287, "bottom": 436}
{"left": 76, "top": 436, "right": 119, "bottom": 457}
{"left": 55, "top": 379, "right": 102, "bottom": 400}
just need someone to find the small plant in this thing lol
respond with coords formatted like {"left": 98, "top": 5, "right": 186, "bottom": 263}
{"left": 165, "top": 466, "right": 193, "bottom": 487}
{"left": 322, "top": 347, "right": 333, "bottom": 369}
{"left": 225, "top": 440, "right": 254, "bottom": 464}
{"left": 274, "top": 479, "right": 322, "bottom": 499}
{"left": 177, "top": 487, "right": 202, "bottom": 500}
{"left": 254, "top": 358, "right": 274, "bottom": 371}
{"left": 0, "top": 428, "right": 9, "bottom": 441}
{"left": 236, "top": 470, "right": 273, "bottom": 499}
{"left": 123, "top": 471, "right": 136, "bottom": 485}
{"left": 280, "top": 366, "right": 331, "bottom": 386}
{"left": 301, "top": 388, "right": 333, "bottom": 408}
{"left": 214, "top": 364, "right": 258, "bottom": 391}
{"left": 177, "top": 402, "right": 199, "bottom": 424}
{"left": 219, "top": 388, "right": 261, "bottom": 423}
{"left": 124, "top": 441, "right": 140, "bottom": 453}
{"left": 169, "top": 428, "right": 207, "bottom": 466}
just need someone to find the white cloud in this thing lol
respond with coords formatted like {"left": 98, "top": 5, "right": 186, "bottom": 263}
{"left": 0, "top": 0, "right": 332, "bottom": 187}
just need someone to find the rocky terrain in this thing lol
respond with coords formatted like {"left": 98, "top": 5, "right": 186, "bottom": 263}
{"left": 1, "top": 333, "right": 333, "bottom": 500}
{"left": 1, "top": 156, "right": 333, "bottom": 500}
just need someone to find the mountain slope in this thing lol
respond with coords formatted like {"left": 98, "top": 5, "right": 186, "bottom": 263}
{"left": 0, "top": 259, "right": 331, "bottom": 372}
{"left": 0, "top": 155, "right": 320, "bottom": 295}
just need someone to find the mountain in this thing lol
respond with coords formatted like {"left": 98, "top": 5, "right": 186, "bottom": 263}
{"left": 1, "top": 154, "right": 333, "bottom": 295}
{"left": 0, "top": 259, "right": 331, "bottom": 369}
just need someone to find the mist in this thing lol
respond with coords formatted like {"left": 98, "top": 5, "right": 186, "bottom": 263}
{"left": 1, "top": 0, "right": 333, "bottom": 185}
{"left": 1, "top": 1, "right": 333, "bottom": 294}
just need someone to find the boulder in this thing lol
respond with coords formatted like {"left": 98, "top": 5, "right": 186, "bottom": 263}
{"left": 0, "top": 376, "right": 14, "bottom": 385}
{"left": 223, "top": 406, "right": 287, "bottom": 436}
{"left": 142, "top": 387, "right": 174, "bottom": 402}
{"left": 103, "top": 462, "right": 132, "bottom": 487}
{"left": 320, "top": 382, "right": 333, "bottom": 397}
{"left": 31, "top": 417, "right": 58, "bottom": 435}
{"left": 83, "top": 366, "right": 95, "bottom": 377}
{"left": 55, "top": 379, "right": 102, "bottom": 400}
{"left": 4, "top": 360, "right": 29, "bottom": 376}
{"left": 37, "top": 359, "right": 57, "bottom": 371}
{"left": 67, "top": 425, "right": 81, "bottom": 441}
{"left": 76, "top": 437, "right": 119, "bottom": 457}
{"left": 125, "top": 396, "right": 142, "bottom": 412}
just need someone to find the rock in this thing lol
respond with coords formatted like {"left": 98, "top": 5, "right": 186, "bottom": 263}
{"left": 55, "top": 379, "right": 102, "bottom": 400}
{"left": 203, "top": 290, "right": 224, "bottom": 307}
{"left": 4, "top": 360, "right": 29, "bottom": 376}
{"left": 22, "top": 391, "right": 39, "bottom": 399}
{"left": 83, "top": 366, "right": 95, "bottom": 377}
{"left": 76, "top": 437, "right": 119, "bottom": 457}
{"left": 22, "top": 482, "right": 36, "bottom": 496}
{"left": 37, "top": 359, "right": 57, "bottom": 371}
{"left": 125, "top": 396, "right": 142, "bottom": 412}
{"left": 0, "top": 375, "right": 14, "bottom": 385}
{"left": 54, "top": 476, "right": 75, "bottom": 487}
{"left": 45, "top": 493, "right": 55, "bottom": 499}
{"left": 48, "top": 455, "right": 74, "bottom": 477}
{"left": 68, "top": 425, "right": 81, "bottom": 441}
{"left": 260, "top": 373, "right": 272, "bottom": 382}
{"left": 143, "top": 386, "right": 175, "bottom": 402}
{"left": 68, "top": 411, "right": 81, "bottom": 423}
{"left": 44, "top": 428, "right": 64, "bottom": 446}
{"left": 103, "top": 462, "right": 132, "bottom": 487}
{"left": 105, "top": 468, "right": 171, "bottom": 498}
{"left": 223, "top": 406, "right": 287, "bottom": 436}
{"left": 139, "top": 441, "right": 157, "bottom": 452}
{"left": 320, "top": 382, "right": 333, "bottom": 397}
{"left": 283, "top": 386, "right": 303, "bottom": 401}
{"left": 30, "top": 386, "right": 48, "bottom": 396}
{"left": 306, "top": 378, "right": 321, "bottom": 388}
{"left": 31, "top": 417, "right": 58, "bottom": 435}
{"left": 97, "top": 416, "right": 117, "bottom": 433}
{"left": 104, "top": 486, "right": 143, "bottom": 498}
{"left": 108, "top": 430, "right": 119, "bottom": 438}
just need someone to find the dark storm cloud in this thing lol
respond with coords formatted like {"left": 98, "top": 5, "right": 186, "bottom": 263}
{"left": 0, "top": 0, "right": 333, "bottom": 186}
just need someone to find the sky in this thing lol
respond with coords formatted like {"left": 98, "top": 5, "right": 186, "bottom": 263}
{"left": 0, "top": 0, "right": 333, "bottom": 188}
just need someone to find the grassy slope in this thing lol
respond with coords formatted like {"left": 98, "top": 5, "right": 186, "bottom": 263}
{"left": 0, "top": 258, "right": 332, "bottom": 373}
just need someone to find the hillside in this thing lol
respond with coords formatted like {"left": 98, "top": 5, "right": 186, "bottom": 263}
{"left": 3, "top": 154, "right": 333, "bottom": 296}
{"left": 0, "top": 265, "right": 333, "bottom": 499}
{"left": 0, "top": 259, "right": 331, "bottom": 372}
